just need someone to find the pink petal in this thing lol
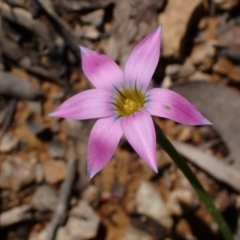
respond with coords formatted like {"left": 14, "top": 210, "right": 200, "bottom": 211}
{"left": 88, "top": 117, "right": 122, "bottom": 178}
{"left": 80, "top": 47, "right": 123, "bottom": 90}
{"left": 49, "top": 89, "right": 115, "bottom": 120}
{"left": 123, "top": 26, "right": 161, "bottom": 91}
{"left": 146, "top": 88, "right": 212, "bottom": 125}
{"left": 121, "top": 108, "right": 158, "bottom": 172}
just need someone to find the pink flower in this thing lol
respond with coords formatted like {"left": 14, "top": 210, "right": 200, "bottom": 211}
{"left": 49, "top": 26, "right": 211, "bottom": 178}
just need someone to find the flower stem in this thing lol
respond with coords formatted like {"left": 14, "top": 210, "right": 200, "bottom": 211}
{"left": 155, "top": 124, "right": 234, "bottom": 240}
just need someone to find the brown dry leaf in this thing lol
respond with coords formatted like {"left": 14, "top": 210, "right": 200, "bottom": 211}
{"left": 99, "top": 203, "right": 130, "bottom": 240}
{"left": 66, "top": 200, "right": 100, "bottom": 239}
{"left": 213, "top": 0, "right": 240, "bottom": 10}
{"left": 159, "top": 0, "right": 202, "bottom": 58}
{"left": 115, "top": 149, "right": 131, "bottom": 184}
{"left": 0, "top": 72, "right": 42, "bottom": 100}
{"left": 190, "top": 41, "right": 216, "bottom": 71}
{"left": 105, "top": 0, "right": 160, "bottom": 65}
{"left": 0, "top": 157, "right": 35, "bottom": 191}
{"left": 213, "top": 57, "right": 240, "bottom": 83}
{"left": 218, "top": 25, "right": 240, "bottom": 48}
{"left": 81, "top": 9, "right": 104, "bottom": 27}
{"left": 100, "top": 158, "right": 116, "bottom": 192}
{"left": 197, "top": 16, "right": 219, "bottom": 42}
{"left": 171, "top": 81, "right": 240, "bottom": 168}
{"left": 172, "top": 141, "right": 240, "bottom": 192}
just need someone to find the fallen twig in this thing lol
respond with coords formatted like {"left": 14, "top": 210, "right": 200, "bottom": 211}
{"left": 0, "top": 34, "right": 66, "bottom": 86}
{"left": 45, "top": 145, "right": 76, "bottom": 240}
{"left": 0, "top": 2, "right": 52, "bottom": 44}
{"left": 33, "top": 0, "right": 80, "bottom": 59}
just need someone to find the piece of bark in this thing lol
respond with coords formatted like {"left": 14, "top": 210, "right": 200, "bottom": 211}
{"left": 45, "top": 145, "right": 76, "bottom": 240}
{"left": 0, "top": 72, "right": 42, "bottom": 100}
{"left": 172, "top": 141, "right": 240, "bottom": 192}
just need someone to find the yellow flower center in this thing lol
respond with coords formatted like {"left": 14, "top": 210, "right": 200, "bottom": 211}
{"left": 113, "top": 87, "right": 145, "bottom": 117}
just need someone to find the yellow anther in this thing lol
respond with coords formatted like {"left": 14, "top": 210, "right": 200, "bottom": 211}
{"left": 123, "top": 99, "right": 140, "bottom": 114}
{"left": 114, "top": 87, "right": 145, "bottom": 117}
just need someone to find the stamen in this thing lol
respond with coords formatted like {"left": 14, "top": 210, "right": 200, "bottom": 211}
{"left": 113, "top": 86, "right": 145, "bottom": 116}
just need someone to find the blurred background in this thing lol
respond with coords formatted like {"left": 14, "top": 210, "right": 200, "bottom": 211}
{"left": 0, "top": 0, "right": 240, "bottom": 239}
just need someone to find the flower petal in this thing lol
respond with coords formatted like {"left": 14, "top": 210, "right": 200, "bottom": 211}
{"left": 146, "top": 88, "right": 212, "bottom": 125}
{"left": 80, "top": 47, "right": 123, "bottom": 90}
{"left": 121, "top": 108, "right": 157, "bottom": 172}
{"left": 123, "top": 26, "right": 161, "bottom": 91}
{"left": 49, "top": 89, "right": 115, "bottom": 120}
{"left": 88, "top": 117, "right": 122, "bottom": 178}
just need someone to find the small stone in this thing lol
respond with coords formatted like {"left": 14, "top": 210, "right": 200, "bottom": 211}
{"left": 177, "top": 126, "right": 193, "bottom": 142}
{"left": 56, "top": 227, "right": 73, "bottom": 240}
{"left": 66, "top": 200, "right": 100, "bottom": 239}
{"left": 27, "top": 101, "right": 42, "bottom": 115}
{"left": 29, "top": 229, "right": 47, "bottom": 240}
{"left": 189, "top": 71, "right": 211, "bottom": 82}
{"left": 190, "top": 42, "right": 215, "bottom": 71}
{"left": 81, "top": 9, "right": 104, "bottom": 27}
{"left": 75, "top": 24, "right": 100, "bottom": 40}
{"left": 0, "top": 205, "right": 32, "bottom": 227}
{"left": 48, "top": 140, "right": 66, "bottom": 159}
{"left": 0, "top": 132, "right": 19, "bottom": 153}
{"left": 160, "top": 76, "right": 172, "bottom": 89}
{"left": 178, "top": 58, "right": 196, "bottom": 78}
{"left": 0, "top": 157, "right": 35, "bottom": 190}
{"left": 31, "top": 185, "right": 58, "bottom": 211}
{"left": 122, "top": 226, "right": 152, "bottom": 240}
{"left": 82, "top": 185, "right": 98, "bottom": 203}
{"left": 135, "top": 181, "right": 173, "bottom": 228}
{"left": 165, "top": 64, "right": 181, "bottom": 77}
{"left": 34, "top": 163, "right": 44, "bottom": 183}
{"left": 43, "top": 160, "right": 66, "bottom": 184}
{"left": 166, "top": 189, "right": 197, "bottom": 216}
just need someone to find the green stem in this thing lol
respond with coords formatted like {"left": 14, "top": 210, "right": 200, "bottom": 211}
{"left": 155, "top": 124, "right": 234, "bottom": 240}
